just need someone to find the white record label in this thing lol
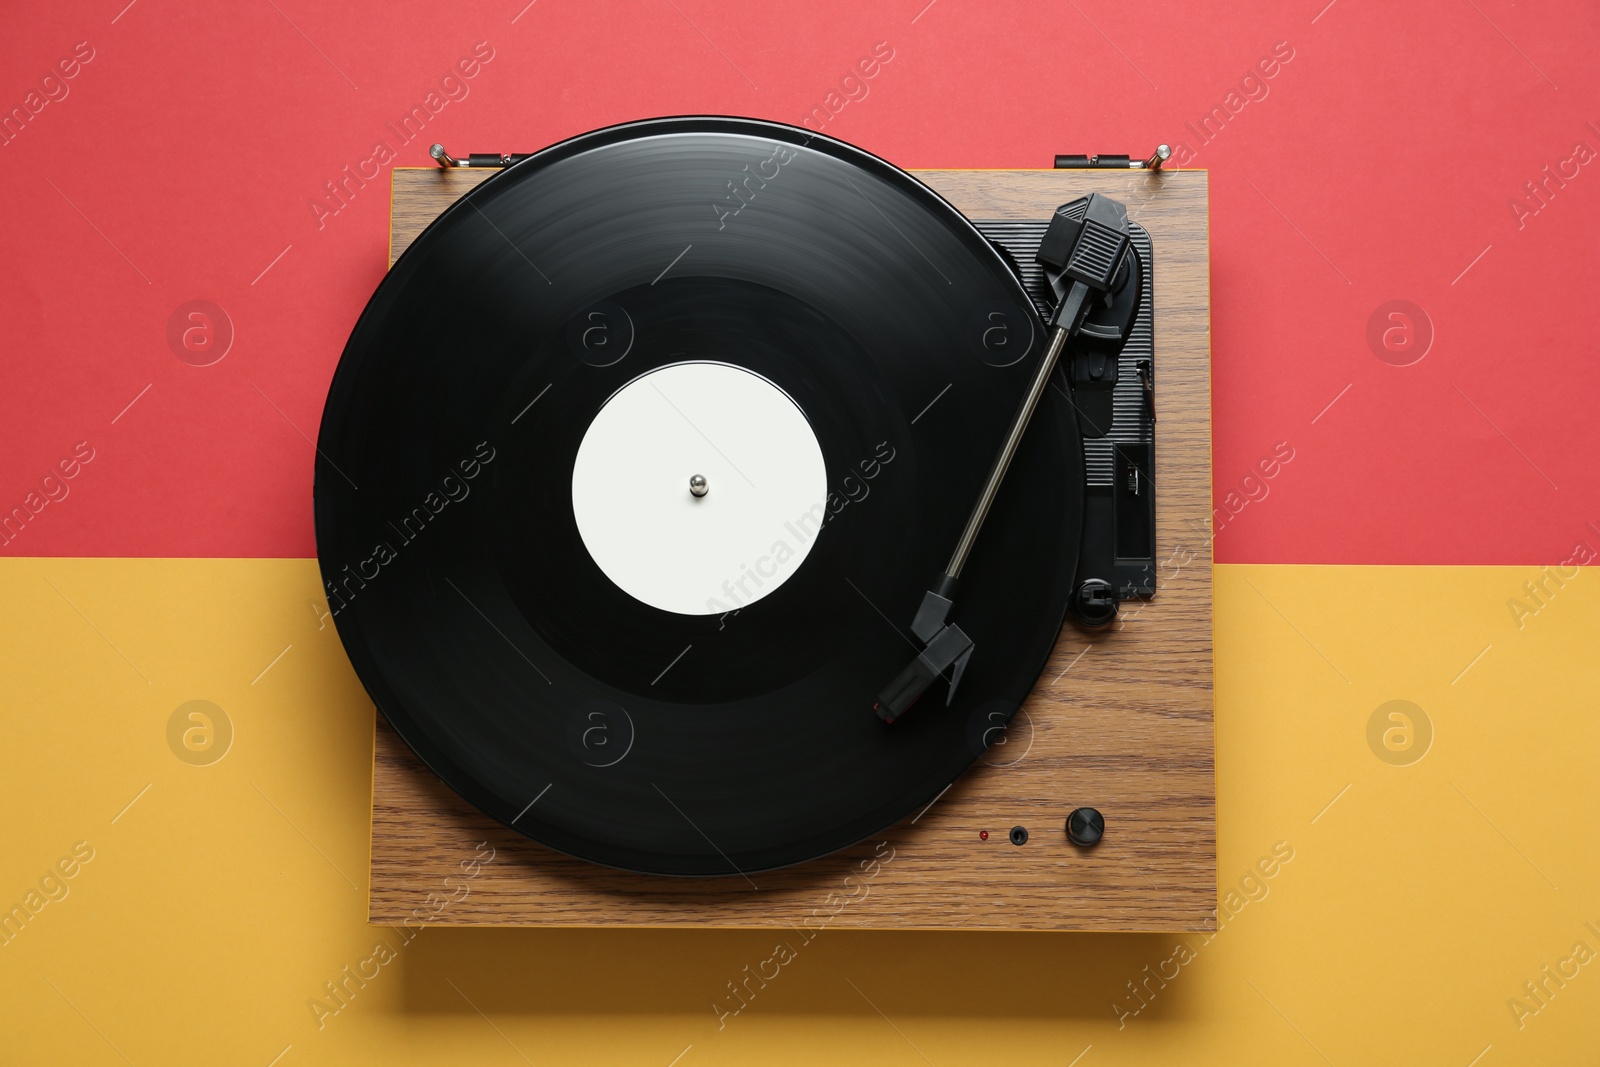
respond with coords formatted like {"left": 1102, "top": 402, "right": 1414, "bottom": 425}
{"left": 571, "top": 361, "right": 829, "bottom": 616}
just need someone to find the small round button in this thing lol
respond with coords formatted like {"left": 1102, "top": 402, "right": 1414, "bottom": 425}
{"left": 1066, "top": 807, "right": 1104, "bottom": 847}
{"left": 1008, "top": 825, "right": 1028, "bottom": 846}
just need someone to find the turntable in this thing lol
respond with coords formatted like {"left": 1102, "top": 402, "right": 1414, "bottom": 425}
{"left": 319, "top": 118, "right": 1214, "bottom": 930}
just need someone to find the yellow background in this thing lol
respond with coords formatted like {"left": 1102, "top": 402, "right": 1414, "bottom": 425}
{"left": 1, "top": 559, "right": 1595, "bottom": 1065}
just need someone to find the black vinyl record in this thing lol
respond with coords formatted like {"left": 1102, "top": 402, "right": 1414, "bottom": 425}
{"left": 315, "top": 117, "right": 1083, "bottom": 875}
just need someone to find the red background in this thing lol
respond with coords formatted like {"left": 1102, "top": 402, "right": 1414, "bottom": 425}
{"left": 3, "top": 0, "right": 1596, "bottom": 563}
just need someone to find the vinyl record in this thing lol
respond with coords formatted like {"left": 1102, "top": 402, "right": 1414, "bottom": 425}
{"left": 315, "top": 117, "right": 1084, "bottom": 875}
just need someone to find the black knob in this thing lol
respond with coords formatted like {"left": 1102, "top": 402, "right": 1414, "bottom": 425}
{"left": 1008, "top": 825, "right": 1029, "bottom": 846}
{"left": 1072, "top": 580, "right": 1117, "bottom": 628}
{"left": 1066, "top": 807, "right": 1104, "bottom": 846}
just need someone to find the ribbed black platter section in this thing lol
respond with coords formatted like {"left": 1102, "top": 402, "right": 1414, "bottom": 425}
{"left": 315, "top": 117, "right": 1084, "bottom": 875}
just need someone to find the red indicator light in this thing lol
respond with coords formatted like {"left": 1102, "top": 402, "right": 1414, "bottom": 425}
{"left": 979, "top": 830, "right": 989, "bottom": 841}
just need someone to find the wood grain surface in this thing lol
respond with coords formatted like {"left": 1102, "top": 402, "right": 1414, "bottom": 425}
{"left": 371, "top": 166, "right": 1213, "bottom": 930}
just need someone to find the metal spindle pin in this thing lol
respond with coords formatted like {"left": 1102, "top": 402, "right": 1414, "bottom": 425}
{"left": 689, "top": 474, "right": 709, "bottom": 498}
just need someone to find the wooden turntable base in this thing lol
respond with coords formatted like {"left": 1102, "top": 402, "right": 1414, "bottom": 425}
{"left": 369, "top": 166, "right": 1214, "bottom": 931}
